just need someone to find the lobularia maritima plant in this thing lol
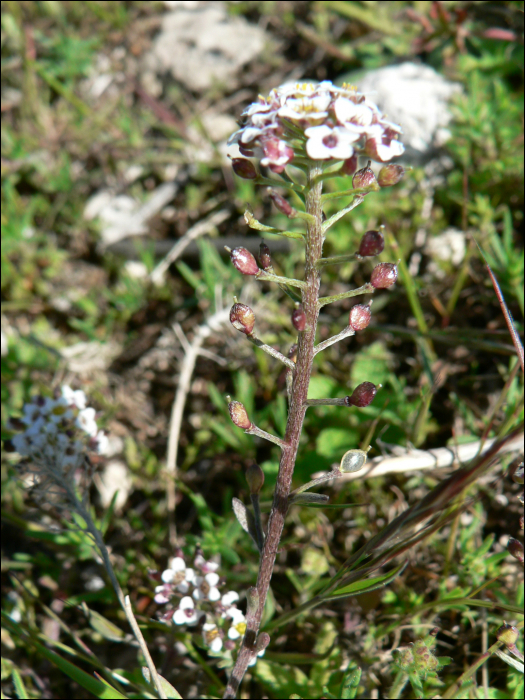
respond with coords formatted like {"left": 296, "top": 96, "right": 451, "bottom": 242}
{"left": 220, "top": 80, "right": 524, "bottom": 698}
{"left": 222, "top": 79, "right": 406, "bottom": 696}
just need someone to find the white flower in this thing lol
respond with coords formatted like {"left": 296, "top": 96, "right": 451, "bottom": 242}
{"left": 160, "top": 557, "right": 194, "bottom": 595}
{"left": 227, "top": 609, "right": 247, "bottom": 640}
{"left": 203, "top": 623, "right": 223, "bottom": 652}
{"left": 278, "top": 94, "right": 331, "bottom": 123}
{"left": 305, "top": 125, "right": 360, "bottom": 160}
{"left": 76, "top": 408, "right": 98, "bottom": 437}
{"left": 194, "top": 552, "right": 220, "bottom": 574}
{"left": 221, "top": 591, "right": 239, "bottom": 608}
{"left": 172, "top": 596, "right": 199, "bottom": 626}
{"left": 334, "top": 97, "right": 375, "bottom": 127}
{"left": 61, "top": 386, "right": 87, "bottom": 409}
{"left": 193, "top": 572, "right": 221, "bottom": 602}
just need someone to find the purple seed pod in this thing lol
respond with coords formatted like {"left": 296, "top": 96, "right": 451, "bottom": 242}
{"left": 291, "top": 305, "right": 306, "bottom": 332}
{"left": 229, "top": 400, "right": 252, "bottom": 430}
{"left": 346, "top": 382, "right": 377, "bottom": 408}
{"left": 258, "top": 241, "right": 272, "bottom": 271}
{"left": 268, "top": 189, "right": 295, "bottom": 217}
{"left": 349, "top": 304, "right": 372, "bottom": 331}
{"left": 231, "top": 158, "right": 257, "bottom": 180}
{"left": 507, "top": 537, "right": 524, "bottom": 564}
{"left": 352, "top": 161, "right": 378, "bottom": 191}
{"left": 230, "top": 247, "right": 260, "bottom": 276}
{"left": 341, "top": 154, "right": 358, "bottom": 176}
{"left": 378, "top": 164, "right": 406, "bottom": 187}
{"left": 358, "top": 229, "right": 385, "bottom": 257}
{"left": 371, "top": 262, "right": 398, "bottom": 289}
{"left": 230, "top": 303, "right": 255, "bottom": 335}
{"left": 246, "top": 463, "right": 264, "bottom": 494}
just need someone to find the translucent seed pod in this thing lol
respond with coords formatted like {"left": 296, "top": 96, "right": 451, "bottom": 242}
{"left": 340, "top": 448, "right": 369, "bottom": 473}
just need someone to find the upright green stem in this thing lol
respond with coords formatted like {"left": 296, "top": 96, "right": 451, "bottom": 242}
{"left": 223, "top": 163, "right": 324, "bottom": 698}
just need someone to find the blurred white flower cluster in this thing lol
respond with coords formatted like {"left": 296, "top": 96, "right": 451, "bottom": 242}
{"left": 154, "top": 549, "right": 263, "bottom": 664}
{"left": 228, "top": 80, "right": 404, "bottom": 173}
{"left": 6, "top": 386, "right": 107, "bottom": 489}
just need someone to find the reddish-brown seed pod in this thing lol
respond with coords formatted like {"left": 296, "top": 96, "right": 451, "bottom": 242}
{"left": 340, "top": 154, "right": 358, "bottom": 176}
{"left": 358, "top": 229, "right": 385, "bottom": 257}
{"left": 496, "top": 623, "right": 519, "bottom": 646}
{"left": 346, "top": 382, "right": 377, "bottom": 408}
{"left": 231, "top": 158, "right": 257, "bottom": 180}
{"left": 291, "top": 305, "right": 306, "bottom": 332}
{"left": 258, "top": 241, "right": 272, "bottom": 271}
{"left": 378, "top": 164, "right": 406, "bottom": 187}
{"left": 230, "top": 303, "right": 255, "bottom": 335}
{"left": 370, "top": 262, "right": 398, "bottom": 289}
{"left": 246, "top": 463, "right": 264, "bottom": 494}
{"left": 229, "top": 400, "right": 252, "bottom": 430}
{"left": 349, "top": 304, "right": 372, "bottom": 331}
{"left": 507, "top": 537, "right": 524, "bottom": 564}
{"left": 268, "top": 189, "right": 295, "bottom": 217}
{"left": 352, "top": 161, "right": 378, "bottom": 191}
{"left": 230, "top": 247, "right": 260, "bottom": 276}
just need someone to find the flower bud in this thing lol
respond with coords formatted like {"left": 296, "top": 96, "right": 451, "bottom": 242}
{"left": 246, "top": 463, "right": 264, "bottom": 494}
{"left": 370, "top": 262, "right": 398, "bottom": 288}
{"left": 230, "top": 247, "right": 260, "bottom": 276}
{"left": 229, "top": 400, "right": 252, "bottom": 430}
{"left": 346, "top": 382, "right": 377, "bottom": 408}
{"left": 291, "top": 305, "right": 306, "bottom": 332}
{"left": 507, "top": 537, "right": 524, "bottom": 564}
{"left": 268, "top": 189, "right": 295, "bottom": 217}
{"left": 352, "top": 161, "right": 378, "bottom": 192}
{"left": 358, "top": 229, "right": 385, "bottom": 257}
{"left": 341, "top": 154, "right": 358, "bottom": 176}
{"left": 231, "top": 158, "right": 257, "bottom": 180}
{"left": 378, "top": 164, "right": 406, "bottom": 187}
{"left": 349, "top": 304, "right": 371, "bottom": 331}
{"left": 258, "top": 241, "right": 272, "bottom": 271}
{"left": 496, "top": 623, "right": 519, "bottom": 647}
{"left": 230, "top": 303, "right": 255, "bottom": 335}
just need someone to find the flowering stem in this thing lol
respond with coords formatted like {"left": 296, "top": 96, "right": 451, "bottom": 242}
{"left": 256, "top": 270, "right": 307, "bottom": 290}
{"left": 313, "top": 326, "right": 355, "bottom": 354}
{"left": 223, "top": 162, "right": 324, "bottom": 698}
{"left": 322, "top": 195, "right": 364, "bottom": 232}
{"left": 246, "top": 332, "right": 296, "bottom": 369}
{"left": 245, "top": 423, "right": 287, "bottom": 449}
{"left": 318, "top": 282, "right": 375, "bottom": 307}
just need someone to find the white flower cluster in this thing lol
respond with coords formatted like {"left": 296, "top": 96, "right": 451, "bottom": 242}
{"left": 228, "top": 80, "right": 404, "bottom": 173}
{"left": 155, "top": 551, "right": 262, "bottom": 663}
{"left": 7, "top": 386, "right": 108, "bottom": 477}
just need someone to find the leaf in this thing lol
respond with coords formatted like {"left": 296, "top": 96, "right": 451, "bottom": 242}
{"left": 327, "top": 562, "right": 407, "bottom": 600}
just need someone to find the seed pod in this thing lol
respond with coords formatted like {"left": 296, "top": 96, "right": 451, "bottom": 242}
{"left": 230, "top": 303, "right": 255, "bottom": 335}
{"left": 371, "top": 262, "right": 398, "bottom": 289}
{"left": 268, "top": 189, "right": 295, "bottom": 217}
{"left": 258, "top": 241, "right": 272, "bottom": 271}
{"left": 352, "top": 161, "right": 378, "bottom": 191}
{"left": 291, "top": 305, "right": 306, "bottom": 332}
{"left": 341, "top": 154, "right": 358, "bottom": 176}
{"left": 378, "top": 164, "right": 405, "bottom": 187}
{"left": 358, "top": 229, "right": 384, "bottom": 257}
{"left": 246, "top": 463, "right": 264, "bottom": 494}
{"left": 340, "top": 448, "right": 368, "bottom": 473}
{"left": 230, "top": 247, "right": 260, "bottom": 276}
{"left": 507, "top": 537, "right": 524, "bottom": 564}
{"left": 496, "top": 623, "right": 519, "bottom": 646}
{"left": 228, "top": 400, "right": 252, "bottom": 430}
{"left": 349, "top": 303, "right": 371, "bottom": 331}
{"left": 346, "top": 382, "right": 377, "bottom": 408}
{"left": 231, "top": 158, "right": 257, "bottom": 179}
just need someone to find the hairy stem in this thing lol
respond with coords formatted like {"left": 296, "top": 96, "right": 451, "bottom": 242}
{"left": 223, "top": 163, "right": 324, "bottom": 697}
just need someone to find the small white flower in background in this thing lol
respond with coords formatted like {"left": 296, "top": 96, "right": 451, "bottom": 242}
{"left": 193, "top": 572, "right": 221, "bottom": 602}
{"left": 6, "top": 386, "right": 107, "bottom": 496}
{"left": 173, "top": 596, "right": 200, "bottom": 626}
{"left": 203, "top": 623, "right": 223, "bottom": 653}
{"left": 227, "top": 608, "right": 247, "bottom": 640}
{"left": 228, "top": 79, "right": 404, "bottom": 173}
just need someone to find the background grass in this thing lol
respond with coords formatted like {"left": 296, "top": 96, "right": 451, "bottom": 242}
{"left": 1, "top": 1, "right": 523, "bottom": 698}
